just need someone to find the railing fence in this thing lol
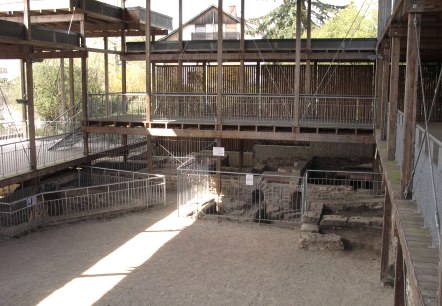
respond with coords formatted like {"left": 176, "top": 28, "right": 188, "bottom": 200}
{"left": 0, "top": 167, "right": 166, "bottom": 237}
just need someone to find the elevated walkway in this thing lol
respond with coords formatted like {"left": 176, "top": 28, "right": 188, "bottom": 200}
{"left": 376, "top": 132, "right": 440, "bottom": 305}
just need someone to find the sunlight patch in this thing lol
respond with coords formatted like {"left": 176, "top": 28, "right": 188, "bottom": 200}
{"left": 38, "top": 211, "right": 194, "bottom": 306}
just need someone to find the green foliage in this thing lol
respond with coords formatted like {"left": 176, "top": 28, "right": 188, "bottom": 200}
{"left": 311, "top": 2, "right": 377, "bottom": 38}
{"left": 33, "top": 59, "right": 102, "bottom": 121}
{"left": 249, "top": 0, "right": 345, "bottom": 38}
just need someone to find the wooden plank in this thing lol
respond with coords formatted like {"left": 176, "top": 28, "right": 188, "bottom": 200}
{"left": 400, "top": 13, "right": 421, "bottom": 196}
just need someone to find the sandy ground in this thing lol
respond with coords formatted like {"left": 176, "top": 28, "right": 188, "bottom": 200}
{"left": 0, "top": 193, "right": 393, "bottom": 306}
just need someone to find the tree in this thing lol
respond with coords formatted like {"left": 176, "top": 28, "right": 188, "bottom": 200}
{"left": 249, "top": 0, "right": 345, "bottom": 39}
{"left": 33, "top": 59, "right": 102, "bottom": 121}
{"left": 311, "top": 2, "right": 377, "bottom": 38}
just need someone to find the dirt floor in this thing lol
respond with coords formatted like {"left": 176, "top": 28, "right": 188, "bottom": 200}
{"left": 0, "top": 193, "right": 393, "bottom": 306}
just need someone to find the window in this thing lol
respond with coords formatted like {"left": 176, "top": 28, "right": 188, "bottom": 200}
{"left": 195, "top": 24, "right": 206, "bottom": 33}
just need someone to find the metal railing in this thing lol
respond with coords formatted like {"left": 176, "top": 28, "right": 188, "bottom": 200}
{"left": 0, "top": 121, "right": 25, "bottom": 141}
{"left": 89, "top": 92, "right": 375, "bottom": 128}
{"left": 412, "top": 125, "right": 442, "bottom": 246}
{"left": 0, "top": 133, "right": 147, "bottom": 179}
{"left": 302, "top": 170, "right": 384, "bottom": 212}
{"left": 177, "top": 168, "right": 302, "bottom": 224}
{"left": 88, "top": 93, "right": 146, "bottom": 121}
{"left": 0, "top": 167, "right": 166, "bottom": 237}
{"left": 191, "top": 31, "right": 240, "bottom": 40}
{"left": 299, "top": 95, "right": 375, "bottom": 127}
{"left": 0, "top": 140, "right": 31, "bottom": 176}
{"left": 152, "top": 93, "right": 216, "bottom": 121}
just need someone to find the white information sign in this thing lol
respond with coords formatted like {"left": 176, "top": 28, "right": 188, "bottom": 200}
{"left": 246, "top": 174, "right": 254, "bottom": 186}
{"left": 213, "top": 147, "right": 225, "bottom": 157}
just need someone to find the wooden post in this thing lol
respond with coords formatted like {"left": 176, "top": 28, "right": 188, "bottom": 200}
{"left": 69, "top": 58, "right": 75, "bottom": 117}
{"left": 239, "top": 0, "right": 245, "bottom": 94}
{"left": 293, "top": 0, "right": 302, "bottom": 127}
{"left": 381, "top": 191, "right": 393, "bottom": 283}
{"left": 104, "top": 37, "right": 109, "bottom": 115}
{"left": 400, "top": 14, "right": 420, "bottom": 197}
{"left": 216, "top": 0, "right": 223, "bottom": 195}
{"left": 23, "top": 0, "right": 37, "bottom": 170}
{"left": 145, "top": 0, "right": 152, "bottom": 172}
{"left": 304, "top": 0, "right": 312, "bottom": 94}
{"left": 375, "top": 58, "right": 383, "bottom": 128}
{"left": 380, "top": 43, "right": 390, "bottom": 141}
{"left": 178, "top": 0, "right": 183, "bottom": 115}
{"left": 239, "top": 0, "right": 245, "bottom": 168}
{"left": 216, "top": 0, "right": 223, "bottom": 127}
{"left": 387, "top": 36, "right": 400, "bottom": 160}
{"left": 80, "top": 8, "right": 89, "bottom": 156}
{"left": 60, "top": 58, "right": 66, "bottom": 123}
{"left": 19, "top": 60, "right": 28, "bottom": 139}
{"left": 393, "top": 240, "right": 405, "bottom": 306}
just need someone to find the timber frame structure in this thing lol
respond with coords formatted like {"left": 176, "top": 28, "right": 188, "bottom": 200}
{"left": 0, "top": 1, "right": 441, "bottom": 305}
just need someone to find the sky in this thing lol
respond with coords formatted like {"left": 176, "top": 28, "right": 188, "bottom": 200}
{"left": 122, "top": 0, "right": 377, "bottom": 28}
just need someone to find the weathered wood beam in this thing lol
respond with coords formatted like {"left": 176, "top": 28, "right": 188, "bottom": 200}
{"left": 381, "top": 191, "right": 393, "bottom": 284}
{"left": 145, "top": 0, "right": 152, "bottom": 172}
{"left": 400, "top": 13, "right": 420, "bottom": 197}
{"left": 380, "top": 43, "right": 391, "bottom": 140}
{"left": 30, "top": 50, "right": 87, "bottom": 59}
{"left": 405, "top": 0, "right": 442, "bottom": 12}
{"left": 123, "top": 52, "right": 377, "bottom": 63}
{"left": 24, "top": 0, "right": 37, "bottom": 171}
{"left": 393, "top": 238, "right": 405, "bottom": 306}
{"left": 293, "top": 0, "right": 302, "bottom": 127}
{"left": 0, "top": 13, "right": 84, "bottom": 24}
{"left": 388, "top": 36, "right": 401, "bottom": 160}
{"left": 217, "top": 0, "right": 223, "bottom": 128}
{"left": 83, "top": 126, "right": 375, "bottom": 144}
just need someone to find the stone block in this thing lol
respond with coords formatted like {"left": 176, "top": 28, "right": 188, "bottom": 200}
{"left": 302, "top": 211, "right": 321, "bottom": 224}
{"left": 283, "top": 212, "right": 301, "bottom": 220}
{"left": 298, "top": 232, "right": 344, "bottom": 251}
{"left": 320, "top": 215, "right": 348, "bottom": 228}
{"left": 369, "top": 217, "right": 383, "bottom": 228}
{"left": 347, "top": 216, "right": 375, "bottom": 228}
{"left": 301, "top": 223, "right": 320, "bottom": 233}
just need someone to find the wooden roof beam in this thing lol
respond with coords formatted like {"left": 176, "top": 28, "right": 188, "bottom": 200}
{"left": 405, "top": 0, "right": 442, "bottom": 12}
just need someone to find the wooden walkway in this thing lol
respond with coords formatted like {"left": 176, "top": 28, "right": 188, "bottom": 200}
{"left": 396, "top": 200, "right": 439, "bottom": 305}
{"left": 376, "top": 131, "right": 440, "bottom": 306}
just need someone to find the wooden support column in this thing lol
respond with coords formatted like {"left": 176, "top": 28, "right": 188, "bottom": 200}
{"left": 145, "top": 0, "right": 152, "bottom": 172}
{"left": 304, "top": 0, "right": 312, "bottom": 94}
{"left": 400, "top": 14, "right": 420, "bottom": 197}
{"left": 69, "top": 58, "right": 75, "bottom": 117}
{"left": 239, "top": 0, "right": 245, "bottom": 93}
{"left": 104, "top": 37, "right": 109, "bottom": 115}
{"left": 177, "top": 0, "right": 183, "bottom": 115}
{"left": 19, "top": 60, "right": 28, "bottom": 139}
{"left": 60, "top": 58, "right": 66, "bottom": 122}
{"left": 80, "top": 4, "right": 89, "bottom": 156}
{"left": 23, "top": 0, "right": 36, "bottom": 170}
{"left": 293, "top": 0, "right": 302, "bottom": 128}
{"left": 216, "top": 0, "right": 223, "bottom": 195}
{"left": 380, "top": 43, "right": 391, "bottom": 141}
{"left": 375, "top": 57, "right": 383, "bottom": 128}
{"left": 238, "top": 0, "right": 245, "bottom": 169}
{"left": 381, "top": 190, "right": 393, "bottom": 283}
{"left": 387, "top": 36, "right": 401, "bottom": 160}
{"left": 393, "top": 240, "right": 405, "bottom": 306}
